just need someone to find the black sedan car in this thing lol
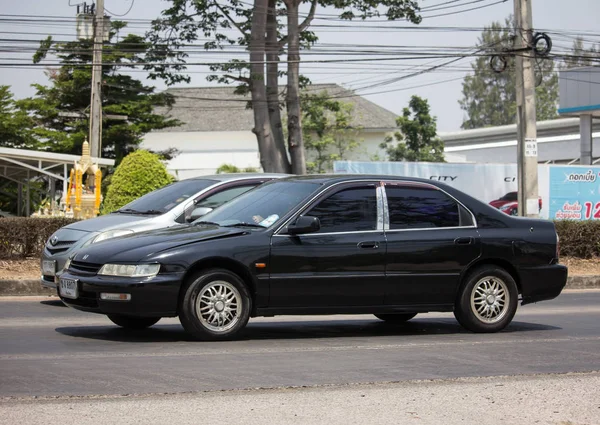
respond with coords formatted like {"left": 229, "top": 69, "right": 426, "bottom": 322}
{"left": 58, "top": 175, "right": 568, "bottom": 340}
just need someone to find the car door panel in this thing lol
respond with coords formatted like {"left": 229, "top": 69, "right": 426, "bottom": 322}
{"left": 385, "top": 228, "right": 481, "bottom": 306}
{"left": 269, "top": 231, "right": 386, "bottom": 307}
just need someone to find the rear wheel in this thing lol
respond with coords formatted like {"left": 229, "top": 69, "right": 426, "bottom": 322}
{"left": 374, "top": 313, "right": 417, "bottom": 323}
{"left": 179, "top": 269, "right": 251, "bottom": 341}
{"left": 454, "top": 265, "right": 518, "bottom": 333}
{"left": 108, "top": 315, "right": 160, "bottom": 329}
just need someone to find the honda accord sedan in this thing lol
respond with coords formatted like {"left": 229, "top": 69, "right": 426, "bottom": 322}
{"left": 58, "top": 175, "right": 568, "bottom": 340}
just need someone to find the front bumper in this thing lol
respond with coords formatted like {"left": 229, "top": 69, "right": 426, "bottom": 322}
{"left": 41, "top": 276, "right": 57, "bottom": 289}
{"left": 58, "top": 271, "right": 185, "bottom": 317}
{"left": 520, "top": 263, "right": 568, "bottom": 305}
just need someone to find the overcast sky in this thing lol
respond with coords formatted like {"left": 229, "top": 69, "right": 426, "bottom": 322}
{"left": 1, "top": 0, "right": 598, "bottom": 132}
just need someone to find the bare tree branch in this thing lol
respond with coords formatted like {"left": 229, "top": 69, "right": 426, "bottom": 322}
{"left": 224, "top": 74, "right": 250, "bottom": 83}
{"left": 279, "top": 0, "right": 316, "bottom": 48}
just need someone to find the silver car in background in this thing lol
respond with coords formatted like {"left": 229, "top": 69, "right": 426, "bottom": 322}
{"left": 41, "top": 173, "right": 286, "bottom": 289}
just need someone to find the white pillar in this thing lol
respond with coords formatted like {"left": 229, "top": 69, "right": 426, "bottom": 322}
{"left": 580, "top": 115, "right": 593, "bottom": 165}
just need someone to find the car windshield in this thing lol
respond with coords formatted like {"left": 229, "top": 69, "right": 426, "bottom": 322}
{"left": 194, "top": 180, "right": 320, "bottom": 229}
{"left": 115, "top": 179, "right": 217, "bottom": 215}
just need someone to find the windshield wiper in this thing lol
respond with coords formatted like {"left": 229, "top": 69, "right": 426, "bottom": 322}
{"left": 114, "top": 208, "right": 162, "bottom": 215}
{"left": 194, "top": 220, "right": 220, "bottom": 226}
{"left": 221, "top": 222, "right": 266, "bottom": 229}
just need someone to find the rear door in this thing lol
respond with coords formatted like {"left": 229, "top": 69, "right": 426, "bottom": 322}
{"left": 383, "top": 182, "right": 481, "bottom": 307}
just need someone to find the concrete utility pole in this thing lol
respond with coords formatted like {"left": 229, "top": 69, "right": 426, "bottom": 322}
{"left": 89, "top": 0, "right": 105, "bottom": 159}
{"left": 514, "top": 0, "right": 539, "bottom": 217}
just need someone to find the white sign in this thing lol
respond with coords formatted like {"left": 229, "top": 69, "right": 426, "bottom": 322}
{"left": 525, "top": 138, "right": 538, "bottom": 157}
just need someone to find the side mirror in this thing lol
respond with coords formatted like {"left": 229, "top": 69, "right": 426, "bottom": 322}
{"left": 287, "top": 216, "right": 320, "bottom": 235}
{"left": 188, "top": 207, "right": 213, "bottom": 222}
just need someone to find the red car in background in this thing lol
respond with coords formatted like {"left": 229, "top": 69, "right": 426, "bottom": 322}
{"left": 490, "top": 192, "right": 542, "bottom": 215}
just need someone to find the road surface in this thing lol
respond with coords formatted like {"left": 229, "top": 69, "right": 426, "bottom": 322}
{"left": 1, "top": 290, "right": 599, "bottom": 424}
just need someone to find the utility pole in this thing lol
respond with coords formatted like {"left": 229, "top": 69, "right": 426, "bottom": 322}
{"left": 514, "top": 0, "right": 539, "bottom": 217}
{"left": 89, "top": 0, "right": 105, "bottom": 159}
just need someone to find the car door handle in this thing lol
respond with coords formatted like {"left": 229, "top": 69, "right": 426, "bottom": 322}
{"left": 454, "top": 237, "right": 474, "bottom": 245}
{"left": 358, "top": 241, "right": 379, "bottom": 249}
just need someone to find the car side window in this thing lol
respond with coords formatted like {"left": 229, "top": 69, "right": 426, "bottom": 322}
{"left": 179, "top": 185, "right": 257, "bottom": 223}
{"left": 385, "top": 185, "right": 461, "bottom": 230}
{"left": 306, "top": 186, "right": 377, "bottom": 233}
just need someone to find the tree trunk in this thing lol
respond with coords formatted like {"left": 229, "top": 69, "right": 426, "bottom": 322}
{"left": 285, "top": 1, "right": 306, "bottom": 175}
{"left": 249, "top": 0, "right": 287, "bottom": 173}
{"left": 266, "top": 0, "right": 291, "bottom": 173}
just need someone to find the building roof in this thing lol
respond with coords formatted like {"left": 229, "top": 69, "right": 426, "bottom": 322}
{"left": 153, "top": 84, "right": 398, "bottom": 133}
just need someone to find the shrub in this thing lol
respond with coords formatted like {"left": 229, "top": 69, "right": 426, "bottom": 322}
{"left": 101, "top": 150, "right": 174, "bottom": 214}
{"left": 555, "top": 220, "right": 600, "bottom": 259}
{"left": 216, "top": 163, "right": 259, "bottom": 174}
{"left": 0, "top": 217, "right": 79, "bottom": 259}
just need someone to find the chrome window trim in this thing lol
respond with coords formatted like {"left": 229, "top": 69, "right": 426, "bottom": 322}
{"left": 273, "top": 230, "right": 384, "bottom": 238}
{"left": 381, "top": 181, "right": 478, "bottom": 231}
{"left": 380, "top": 182, "right": 390, "bottom": 231}
{"left": 273, "top": 179, "right": 383, "bottom": 237}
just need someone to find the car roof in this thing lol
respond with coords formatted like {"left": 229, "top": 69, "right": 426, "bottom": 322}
{"left": 278, "top": 174, "right": 445, "bottom": 186}
{"left": 185, "top": 173, "right": 290, "bottom": 182}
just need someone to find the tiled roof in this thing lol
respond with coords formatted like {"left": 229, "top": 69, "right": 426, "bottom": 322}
{"left": 154, "top": 84, "right": 398, "bottom": 132}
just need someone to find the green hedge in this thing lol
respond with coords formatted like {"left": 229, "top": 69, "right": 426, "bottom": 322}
{"left": 0, "top": 217, "right": 79, "bottom": 260}
{"left": 1, "top": 217, "right": 599, "bottom": 260}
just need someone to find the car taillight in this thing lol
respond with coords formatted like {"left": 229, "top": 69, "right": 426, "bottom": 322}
{"left": 556, "top": 233, "right": 560, "bottom": 260}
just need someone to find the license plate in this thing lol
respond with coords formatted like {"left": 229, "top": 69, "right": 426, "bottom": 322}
{"left": 42, "top": 260, "right": 56, "bottom": 276}
{"left": 59, "top": 278, "right": 78, "bottom": 299}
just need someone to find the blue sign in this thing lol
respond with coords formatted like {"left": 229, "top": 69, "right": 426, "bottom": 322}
{"left": 549, "top": 166, "right": 600, "bottom": 220}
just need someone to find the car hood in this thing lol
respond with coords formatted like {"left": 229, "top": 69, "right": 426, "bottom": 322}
{"left": 64, "top": 213, "right": 156, "bottom": 232}
{"left": 71, "top": 224, "right": 247, "bottom": 264}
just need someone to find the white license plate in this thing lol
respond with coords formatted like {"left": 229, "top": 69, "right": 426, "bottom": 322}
{"left": 42, "top": 260, "right": 56, "bottom": 276}
{"left": 59, "top": 278, "right": 78, "bottom": 299}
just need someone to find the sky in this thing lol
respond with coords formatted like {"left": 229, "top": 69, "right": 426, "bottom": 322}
{"left": 0, "top": 0, "right": 599, "bottom": 132}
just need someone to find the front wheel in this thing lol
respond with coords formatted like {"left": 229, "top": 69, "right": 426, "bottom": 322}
{"left": 454, "top": 265, "right": 518, "bottom": 333}
{"left": 374, "top": 313, "right": 417, "bottom": 323}
{"left": 179, "top": 269, "right": 251, "bottom": 341}
{"left": 108, "top": 315, "right": 160, "bottom": 329}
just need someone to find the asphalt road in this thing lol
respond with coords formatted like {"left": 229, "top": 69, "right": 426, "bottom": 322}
{"left": 1, "top": 290, "right": 599, "bottom": 399}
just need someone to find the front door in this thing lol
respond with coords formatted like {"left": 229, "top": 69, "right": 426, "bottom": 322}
{"left": 383, "top": 182, "right": 481, "bottom": 307}
{"left": 269, "top": 182, "right": 386, "bottom": 309}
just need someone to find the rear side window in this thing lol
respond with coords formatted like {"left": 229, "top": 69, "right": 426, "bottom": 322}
{"left": 385, "top": 185, "right": 461, "bottom": 230}
{"left": 196, "top": 185, "right": 256, "bottom": 209}
{"left": 307, "top": 186, "right": 377, "bottom": 233}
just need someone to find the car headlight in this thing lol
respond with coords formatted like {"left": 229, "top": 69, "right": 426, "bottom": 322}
{"left": 98, "top": 263, "right": 161, "bottom": 278}
{"left": 92, "top": 229, "right": 134, "bottom": 244}
{"left": 499, "top": 204, "right": 512, "bottom": 211}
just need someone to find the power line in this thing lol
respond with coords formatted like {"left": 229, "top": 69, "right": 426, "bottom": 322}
{"left": 105, "top": 0, "right": 136, "bottom": 17}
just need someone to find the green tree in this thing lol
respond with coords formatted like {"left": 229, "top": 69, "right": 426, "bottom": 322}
{"left": 562, "top": 36, "right": 600, "bottom": 69}
{"left": 302, "top": 92, "right": 362, "bottom": 173}
{"left": 19, "top": 22, "right": 180, "bottom": 163}
{"left": 459, "top": 15, "right": 558, "bottom": 129}
{"left": 101, "top": 150, "right": 174, "bottom": 214}
{"left": 381, "top": 96, "right": 444, "bottom": 163}
{"left": 147, "top": 0, "right": 421, "bottom": 174}
{"left": 0, "top": 86, "right": 37, "bottom": 150}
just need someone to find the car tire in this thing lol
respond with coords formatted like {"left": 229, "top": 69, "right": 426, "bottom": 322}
{"left": 179, "top": 268, "right": 251, "bottom": 341}
{"left": 107, "top": 315, "right": 160, "bottom": 329}
{"left": 454, "top": 265, "right": 518, "bottom": 333}
{"left": 374, "top": 313, "right": 417, "bottom": 323}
